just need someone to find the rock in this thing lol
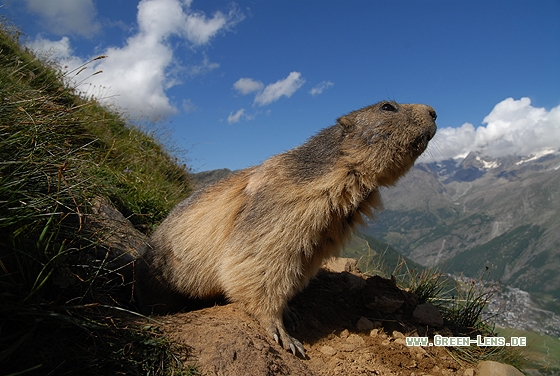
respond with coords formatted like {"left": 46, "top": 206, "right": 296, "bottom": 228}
{"left": 394, "top": 338, "right": 407, "bottom": 345}
{"left": 412, "top": 302, "right": 444, "bottom": 326}
{"left": 463, "top": 368, "right": 475, "bottom": 376}
{"left": 356, "top": 317, "right": 374, "bottom": 331}
{"left": 392, "top": 330, "right": 405, "bottom": 339}
{"left": 346, "top": 273, "right": 368, "bottom": 289}
{"left": 341, "top": 343, "right": 357, "bottom": 352}
{"left": 319, "top": 345, "right": 337, "bottom": 356}
{"left": 323, "top": 257, "right": 357, "bottom": 273}
{"left": 346, "top": 334, "right": 365, "bottom": 347}
{"left": 365, "top": 296, "right": 404, "bottom": 313}
{"left": 339, "top": 329, "right": 350, "bottom": 339}
{"left": 477, "top": 361, "right": 524, "bottom": 376}
{"left": 86, "top": 197, "right": 147, "bottom": 300}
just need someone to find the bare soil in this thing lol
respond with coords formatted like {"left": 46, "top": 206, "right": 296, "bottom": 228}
{"left": 159, "top": 269, "right": 474, "bottom": 375}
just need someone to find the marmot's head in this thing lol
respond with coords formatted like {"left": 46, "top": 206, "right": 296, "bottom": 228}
{"left": 337, "top": 101, "right": 437, "bottom": 186}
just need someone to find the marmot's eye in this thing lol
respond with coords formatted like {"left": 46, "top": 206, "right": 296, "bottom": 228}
{"left": 381, "top": 103, "right": 397, "bottom": 112}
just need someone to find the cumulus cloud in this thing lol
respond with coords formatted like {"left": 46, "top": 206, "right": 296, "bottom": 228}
{"left": 27, "top": 0, "right": 244, "bottom": 120}
{"left": 27, "top": 35, "right": 75, "bottom": 61}
{"left": 228, "top": 72, "right": 305, "bottom": 122}
{"left": 227, "top": 108, "right": 246, "bottom": 124}
{"left": 422, "top": 97, "right": 560, "bottom": 162}
{"left": 233, "top": 78, "right": 264, "bottom": 95}
{"left": 309, "top": 80, "right": 334, "bottom": 96}
{"left": 24, "top": 0, "right": 100, "bottom": 37}
{"left": 254, "top": 72, "right": 305, "bottom": 106}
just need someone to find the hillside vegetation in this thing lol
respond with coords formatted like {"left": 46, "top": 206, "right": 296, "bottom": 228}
{"left": 0, "top": 22, "right": 194, "bottom": 375}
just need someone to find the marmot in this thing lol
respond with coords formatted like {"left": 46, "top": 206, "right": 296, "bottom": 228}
{"left": 136, "top": 101, "right": 437, "bottom": 356}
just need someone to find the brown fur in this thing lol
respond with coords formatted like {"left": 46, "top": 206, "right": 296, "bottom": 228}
{"left": 136, "top": 101, "right": 437, "bottom": 356}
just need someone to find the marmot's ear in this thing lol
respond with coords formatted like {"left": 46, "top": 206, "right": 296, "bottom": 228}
{"left": 337, "top": 115, "right": 354, "bottom": 129}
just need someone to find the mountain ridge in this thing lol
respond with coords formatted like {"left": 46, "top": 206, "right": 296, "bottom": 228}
{"left": 366, "top": 149, "right": 560, "bottom": 298}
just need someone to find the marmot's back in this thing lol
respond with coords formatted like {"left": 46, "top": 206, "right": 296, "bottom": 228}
{"left": 136, "top": 101, "right": 437, "bottom": 357}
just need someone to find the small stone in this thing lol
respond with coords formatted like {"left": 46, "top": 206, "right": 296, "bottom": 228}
{"left": 381, "top": 339, "right": 391, "bottom": 346}
{"left": 346, "top": 334, "right": 365, "bottom": 346}
{"left": 339, "top": 329, "right": 350, "bottom": 339}
{"left": 463, "top": 368, "right": 475, "bottom": 376}
{"left": 392, "top": 330, "right": 405, "bottom": 339}
{"left": 477, "top": 361, "right": 524, "bottom": 376}
{"left": 413, "top": 302, "right": 444, "bottom": 326}
{"left": 394, "top": 338, "right": 407, "bottom": 345}
{"left": 365, "top": 296, "right": 404, "bottom": 313}
{"left": 323, "top": 257, "right": 357, "bottom": 273}
{"left": 356, "top": 317, "right": 374, "bottom": 331}
{"left": 320, "top": 345, "right": 337, "bottom": 356}
{"left": 347, "top": 273, "right": 368, "bottom": 289}
{"left": 369, "top": 329, "right": 379, "bottom": 337}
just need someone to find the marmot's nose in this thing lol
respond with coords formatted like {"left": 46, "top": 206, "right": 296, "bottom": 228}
{"left": 429, "top": 109, "right": 437, "bottom": 121}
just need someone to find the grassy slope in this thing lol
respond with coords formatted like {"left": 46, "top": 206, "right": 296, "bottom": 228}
{"left": 0, "top": 22, "right": 194, "bottom": 375}
{"left": 496, "top": 327, "right": 560, "bottom": 374}
{"left": 342, "top": 233, "right": 425, "bottom": 276}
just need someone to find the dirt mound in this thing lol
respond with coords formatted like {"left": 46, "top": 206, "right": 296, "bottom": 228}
{"left": 160, "top": 269, "right": 473, "bottom": 375}
{"left": 88, "top": 200, "right": 474, "bottom": 374}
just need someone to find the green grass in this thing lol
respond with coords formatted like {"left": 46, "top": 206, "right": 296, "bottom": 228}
{"left": 0, "top": 20, "right": 195, "bottom": 375}
{"left": 530, "top": 292, "right": 560, "bottom": 315}
{"left": 496, "top": 327, "right": 560, "bottom": 374}
{"left": 342, "top": 233, "right": 424, "bottom": 275}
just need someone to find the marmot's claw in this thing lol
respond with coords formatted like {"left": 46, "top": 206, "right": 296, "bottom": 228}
{"left": 269, "top": 325, "right": 306, "bottom": 357}
{"left": 287, "top": 337, "right": 306, "bottom": 358}
{"left": 295, "top": 343, "right": 306, "bottom": 358}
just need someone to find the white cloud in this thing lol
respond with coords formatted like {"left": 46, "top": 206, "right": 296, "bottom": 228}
{"left": 186, "top": 56, "right": 220, "bottom": 77}
{"left": 228, "top": 72, "right": 305, "bottom": 123}
{"left": 254, "top": 72, "right": 305, "bottom": 106}
{"left": 28, "top": 35, "right": 74, "bottom": 61}
{"left": 234, "top": 78, "right": 264, "bottom": 95}
{"left": 184, "top": 7, "right": 241, "bottom": 45}
{"left": 422, "top": 97, "right": 560, "bottom": 162}
{"left": 227, "top": 108, "right": 246, "bottom": 124}
{"left": 309, "top": 80, "right": 334, "bottom": 96}
{"left": 27, "top": 0, "right": 244, "bottom": 120}
{"left": 24, "top": 0, "right": 100, "bottom": 38}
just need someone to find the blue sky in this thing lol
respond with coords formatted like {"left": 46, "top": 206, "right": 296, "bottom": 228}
{"left": 4, "top": 0, "right": 560, "bottom": 171}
